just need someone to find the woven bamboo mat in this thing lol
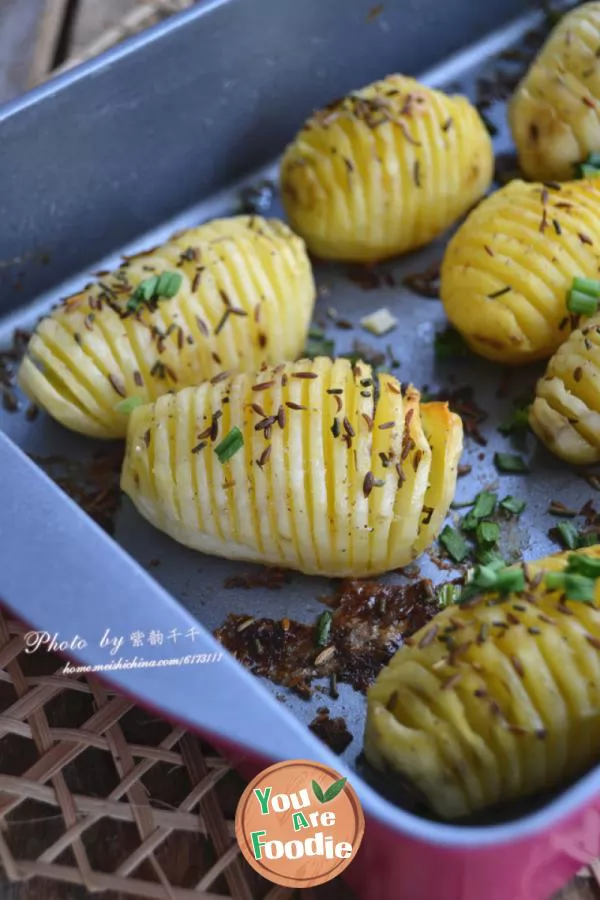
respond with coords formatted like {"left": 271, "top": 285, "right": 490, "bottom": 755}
{"left": 0, "top": 605, "right": 354, "bottom": 900}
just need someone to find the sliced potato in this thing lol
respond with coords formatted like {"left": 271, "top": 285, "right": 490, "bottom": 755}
{"left": 280, "top": 74, "right": 493, "bottom": 262}
{"left": 365, "top": 547, "right": 600, "bottom": 819}
{"left": 121, "top": 357, "right": 463, "bottom": 577}
{"left": 441, "top": 178, "right": 600, "bottom": 364}
{"left": 530, "top": 311, "right": 600, "bottom": 463}
{"left": 18, "top": 216, "right": 315, "bottom": 439}
{"left": 509, "top": 2, "right": 600, "bottom": 182}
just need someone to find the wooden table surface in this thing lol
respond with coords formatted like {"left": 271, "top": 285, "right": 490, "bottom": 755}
{"left": 0, "top": 1, "right": 599, "bottom": 898}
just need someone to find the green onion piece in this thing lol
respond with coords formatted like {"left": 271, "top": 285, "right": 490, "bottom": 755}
{"left": 572, "top": 276, "right": 600, "bottom": 298}
{"left": 555, "top": 521, "right": 579, "bottom": 550}
{"left": 567, "top": 289, "right": 599, "bottom": 316}
{"left": 308, "top": 326, "right": 325, "bottom": 340}
{"left": 577, "top": 532, "right": 600, "bottom": 548}
{"left": 316, "top": 611, "right": 333, "bottom": 647}
{"left": 434, "top": 327, "right": 468, "bottom": 360}
{"left": 137, "top": 275, "right": 159, "bottom": 300}
{"left": 115, "top": 396, "right": 144, "bottom": 414}
{"left": 476, "top": 549, "right": 506, "bottom": 569}
{"left": 587, "top": 152, "right": 600, "bottom": 168}
{"left": 476, "top": 521, "right": 500, "bottom": 549}
{"left": 305, "top": 336, "right": 336, "bottom": 359}
{"left": 461, "top": 490, "right": 497, "bottom": 530}
{"left": 437, "top": 584, "right": 462, "bottom": 608}
{"left": 155, "top": 271, "right": 183, "bottom": 298}
{"left": 214, "top": 426, "right": 244, "bottom": 464}
{"left": 566, "top": 553, "right": 600, "bottom": 578}
{"left": 127, "top": 271, "right": 182, "bottom": 311}
{"left": 494, "top": 452, "right": 529, "bottom": 474}
{"left": 500, "top": 495, "right": 526, "bottom": 515}
{"left": 498, "top": 407, "right": 530, "bottom": 436}
{"left": 546, "top": 571, "right": 596, "bottom": 603}
{"left": 451, "top": 497, "right": 477, "bottom": 510}
{"left": 577, "top": 163, "right": 600, "bottom": 179}
{"left": 494, "top": 567, "right": 526, "bottom": 595}
{"left": 474, "top": 564, "right": 502, "bottom": 588}
{"left": 440, "top": 525, "right": 469, "bottom": 563}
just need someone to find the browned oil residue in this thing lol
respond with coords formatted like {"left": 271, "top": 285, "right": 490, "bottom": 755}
{"left": 214, "top": 578, "right": 438, "bottom": 698}
{"left": 30, "top": 449, "right": 123, "bottom": 535}
{"left": 309, "top": 708, "right": 353, "bottom": 754}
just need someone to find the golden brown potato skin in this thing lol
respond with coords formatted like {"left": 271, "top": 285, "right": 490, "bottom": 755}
{"left": 121, "top": 357, "right": 463, "bottom": 578}
{"left": 509, "top": 2, "right": 600, "bottom": 182}
{"left": 280, "top": 74, "right": 493, "bottom": 262}
{"left": 441, "top": 178, "right": 600, "bottom": 364}
{"left": 365, "top": 548, "right": 600, "bottom": 820}
{"left": 530, "top": 311, "right": 600, "bottom": 464}
{"left": 18, "top": 217, "right": 315, "bottom": 439}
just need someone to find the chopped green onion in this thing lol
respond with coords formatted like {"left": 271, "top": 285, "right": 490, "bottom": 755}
{"left": 459, "top": 563, "right": 524, "bottom": 603}
{"left": 437, "top": 584, "right": 462, "bottom": 609}
{"left": 474, "top": 564, "right": 503, "bottom": 588}
{"left": 566, "top": 553, "right": 600, "bottom": 578}
{"left": 214, "top": 426, "right": 244, "bottom": 464}
{"left": 494, "top": 567, "right": 526, "bottom": 595}
{"left": 476, "top": 549, "right": 506, "bottom": 569}
{"left": 546, "top": 572, "right": 596, "bottom": 603}
{"left": 577, "top": 532, "right": 600, "bottom": 547}
{"left": 567, "top": 289, "right": 599, "bottom": 316}
{"left": 555, "top": 521, "right": 579, "bottom": 550}
{"left": 494, "top": 452, "right": 529, "bottom": 474}
{"left": 572, "top": 276, "right": 600, "bottom": 297}
{"left": 451, "top": 497, "right": 477, "bottom": 510}
{"left": 500, "top": 495, "right": 526, "bottom": 515}
{"left": 461, "top": 490, "right": 497, "bottom": 530}
{"left": 114, "top": 396, "right": 144, "bottom": 414}
{"left": 577, "top": 163, "right": 600, "bottom": 179}
{"left": 133, "top": 275, "right": 159, "bottom": 302}
{"left": 156, "top": 271, "right": 183, "bottom": 298}
{"left": 127, "top": 271, "right": 182, "bottom": 311}
{"left": 305, "top": 336, "right": 335, "bottom": 359}
{"left": 440, "top": 525, "right": 469, "bottom": 563}
{"left": 498, "top": 407, "right": 530, "bottom": 436}
{"left": 476, "top": 521, "right": 500, "bottom": 549}
{"left": 434, "top": 327, "right": 468, "bottom": 360}
{"left": 316, "top": 611, "right": 333, "bottom": 647}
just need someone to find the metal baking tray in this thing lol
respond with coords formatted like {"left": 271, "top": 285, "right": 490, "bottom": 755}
{"left": 1, "top": 1, "right": 598, "bottom": 899}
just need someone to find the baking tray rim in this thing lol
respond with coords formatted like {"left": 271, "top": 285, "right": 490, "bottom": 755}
{"left": 3, "top": 426, "right": 600, "bottom": 850}
{"left": 1, "top": 0, "right": 598, "bottom": 848}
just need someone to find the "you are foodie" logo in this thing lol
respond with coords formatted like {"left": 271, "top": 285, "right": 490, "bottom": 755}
{"left": 235, "top": 759, "right": 365, "bottom": 888}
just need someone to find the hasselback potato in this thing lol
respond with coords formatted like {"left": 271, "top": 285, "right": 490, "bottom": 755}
{"left": 530, "top": 311, "right": 600, "bottom": 464}
{"left": 365, "top": 548, "right": 600, "bottom": 820}
{"left": 280, "top": 74, "right": 493, "bottom": 262}
{"left": 440, "top": 178, "right": 600, "bottom": 364}
{"left": 121, "top": 357, "right": 463, "bottom": 577}
{"left": 509, "top": 2, "right": 600, "bottom": 182}
{"left": 18, "top": 216, "right": 315, "bottom": 439}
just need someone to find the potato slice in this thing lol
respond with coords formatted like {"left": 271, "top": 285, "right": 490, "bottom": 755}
{"left": 530, "top": 311, "right": 600, "bottom": 463}
{"left": 121, "top": 357, "right": 463, "bottom": 577}
{"left": 19, "top": 216, "right": 315, "bottom": 438}
{"left": 365, "top": 547, "right": 600, "bottom": 819}
{"left": 509, "top": 2, "right": 600, "bottom": 182}
{"left": 441, "top": 178, "right": 600, "bottom": 364}
{"left": 280, "top": 74, "right": 493, "bottom": 262}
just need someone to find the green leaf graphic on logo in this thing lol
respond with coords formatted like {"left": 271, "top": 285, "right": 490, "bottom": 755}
{"left": 312, "top": 780, "right": 325, "bottom": 803}
{"left": 323, "top": 777, "right": 347, "bottom": 803}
